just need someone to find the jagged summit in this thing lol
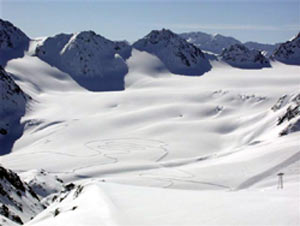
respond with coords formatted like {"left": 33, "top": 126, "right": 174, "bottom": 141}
{"left": 272, "top": 32, "right": 300, "bottom": 65}
{"left": 133, "top": 29, "right": 211, "bottom": 75}
{"left": 220, "top": 43, "right": 270, "bottom": 69}
{"left": 35, "top": 30, "right": 131, "bottom": 91}
{"left": 0, "top": 19, "right": 29, "bottom": 50}
{"left": 140, "top": 28, "right": 178, "bottom": 43}
{"left": 0, "top": 19, "right": 29, "bottom": 66}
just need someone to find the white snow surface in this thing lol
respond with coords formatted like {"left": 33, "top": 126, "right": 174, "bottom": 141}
{"left": 0, "top": 45, "right": 300, "bottom": 226}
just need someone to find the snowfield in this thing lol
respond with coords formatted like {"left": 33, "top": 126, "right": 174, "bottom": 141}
{"left": 0, "top": 21, "right": 300, "bottom": 226}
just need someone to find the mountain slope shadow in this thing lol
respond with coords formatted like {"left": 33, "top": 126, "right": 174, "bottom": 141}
{"left": 0, "top": 19, "right": 30, "bottom": 67}
{"left": 34, "top": 31, "right": 131, "bottom": 92}
{"left": 133, "top": 29, "right": 212, "bottom": 76}
{"left": 0, "top": 67, "right": 28, "bottom": 155}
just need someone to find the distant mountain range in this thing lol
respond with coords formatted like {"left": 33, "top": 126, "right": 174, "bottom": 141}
{"left": 0, "top": 18, "right": 299, "bottom": 92}
{"left": 180, "top": 31, "right": 281, "bottom": 57}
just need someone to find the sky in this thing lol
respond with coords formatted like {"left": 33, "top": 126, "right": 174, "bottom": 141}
{"left": 0, "top": 0, "right": 299, "bottom": 44}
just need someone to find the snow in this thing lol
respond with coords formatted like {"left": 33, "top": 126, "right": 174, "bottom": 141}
{"left": 0, "top": 21, "right": 300, "bottom": 226}
{"left": 26, "top": 182, "right": 300, "bottom": 226}
{"left": 1, "top": 48, "right": 299, "bottom": 225}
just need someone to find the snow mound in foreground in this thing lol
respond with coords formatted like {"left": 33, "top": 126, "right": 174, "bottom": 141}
{"left": 133, "top": 29, "right": 211, "bottom": 76}
{"left": 272, "top": 32, "right": 300, "bottom": 65}
{"left": 25, "top": 181, "right": 300, "bottom": 226}
{"left": 220, "top": 44, "right": 270, "bottom": 69}
{"left": 35, "top": 31, "right": 130, "bottom": 91}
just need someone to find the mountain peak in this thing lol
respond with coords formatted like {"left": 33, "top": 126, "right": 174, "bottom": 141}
{"left": 133, "top": 29, "right": 211, "bottom": 75}
{"left": 0, "top": 19, "right": 29, "bottom": 50}
{"left": 0, "top": 19, "right": 30, "bottom": 66}
{"left": 143, "top": 28, "right": 178, "bottom": 43}
{"left": 35, "top": 30, "right": 130, "bottom": 91}
{"left": 221, "top": 43, "right": 270, "bottom": 68}
{"left": 272, "top": 31, "right": 300, "bottom": 65}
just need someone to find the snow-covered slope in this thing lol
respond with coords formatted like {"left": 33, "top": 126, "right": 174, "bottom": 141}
{"left": 220, "top": 44, "right": 270, "bottom": 68}
{"left": 133, "top": 29, "right": 211, "bottom": 75}
{"left": 0, "top": 166, "right": 44, "bottom": 225}
{"left": 35, "top": 31, "right": 130, "bottom": 91}
{"left": 25, "top": 181, "right": 300, "bottom": 226}
{"left": 0, "top": 19, "right": 29, "bottom": 66}
{"left": 180, "top": 31, "right": 241, "bottom": 54}
{"left": 0, "top": 19, "right": 300, "bottom": 226}
{"left": 0, "top": 66, "right": 28, "bottom": 155}
{"left": 272, "top": 32, "right": 300, "bottom": 65}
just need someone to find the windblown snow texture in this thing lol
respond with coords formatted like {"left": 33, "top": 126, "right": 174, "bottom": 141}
{"left": 133, "top": 29, "right": 211, "bottom": 75}
{"left": 1, "top": 19, "right": 300, "bottom": 226}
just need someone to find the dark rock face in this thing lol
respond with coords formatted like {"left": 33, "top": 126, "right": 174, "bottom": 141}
{"left": 0, "top": 66, "right": 28, "bottom": 155}
{"left": 273, "top": 93, "right": 300, "bottom": 136}
{"left": 0, "top": 167, "right": 26, "bottom": 192}
{"left": 220, "top": 44, "right": 270, "bottom": 69}
{"left": 272, "top": 32, "right": 300, "bottom": 65}
{"left": 133, "top": 29, "right": 211, "bottom": 75}
{"left": 0, "top": 166, "right": 43, "bottom": 225}
{"left": 0, "top": 204, "right": 23, "bottom": 224}
{"left": 0, "top": 19, "right": 29, "bottom": 66}
{"left": 114, "top": 41, "right": 132, "bottom": 60}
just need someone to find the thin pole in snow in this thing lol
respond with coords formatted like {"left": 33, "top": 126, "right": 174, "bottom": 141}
{"left": 277, "top": 172, "right": 284, "bottom": 189}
